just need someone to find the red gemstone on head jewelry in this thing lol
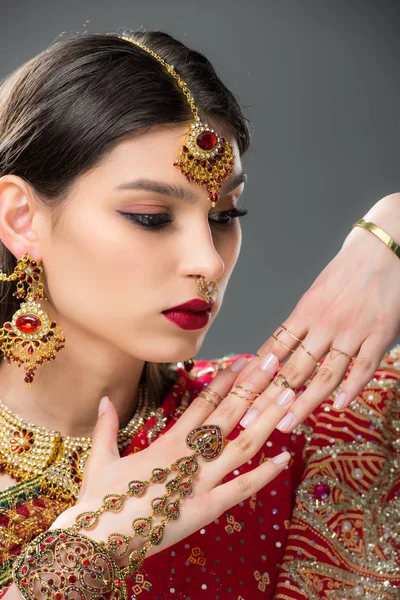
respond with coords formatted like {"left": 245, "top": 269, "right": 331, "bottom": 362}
{"left": 119, "top": 37, "right": 235, "bottom": 209}
{"left": 196, "top": 130, "right": 218, "bottom": 151}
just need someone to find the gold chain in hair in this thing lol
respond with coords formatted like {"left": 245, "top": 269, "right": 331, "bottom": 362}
{"left": 119, "top": 35, "right": 235, "bottom": 207}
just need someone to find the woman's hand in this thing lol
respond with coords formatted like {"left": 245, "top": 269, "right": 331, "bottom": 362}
{"left": 235, "top": 193, "right": 400, "bottom": 434}
{"left": 49, "top": 352, "right": 292, "bottom": 569}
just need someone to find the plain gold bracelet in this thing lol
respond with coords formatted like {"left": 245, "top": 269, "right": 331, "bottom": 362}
{"left": 352, "top": 218, "right": 400, "bottom": 260}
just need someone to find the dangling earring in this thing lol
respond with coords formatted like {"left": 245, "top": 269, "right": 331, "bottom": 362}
{"left": 0, "top": 252, "right": 66, "bottom": 387}
{"left": 183, "top": 358, "right": 194, "bottom": 373}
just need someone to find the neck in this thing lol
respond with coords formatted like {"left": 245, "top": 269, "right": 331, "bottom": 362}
{"left": 0, "top": 322, "right": 146, "bottom": 439}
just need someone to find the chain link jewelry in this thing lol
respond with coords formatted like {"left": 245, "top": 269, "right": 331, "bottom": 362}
{"left": 119, "top": 36, "right": 235, "bottom": 208}
{"left": 12, "top": 424, "right": 226, "bottom": 597}
{"left": 0, "top": 252, "right": 66, "bottom": 386}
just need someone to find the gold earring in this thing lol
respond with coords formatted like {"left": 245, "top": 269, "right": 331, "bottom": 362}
{"left": 0, "top": 252, "right": 66, "bottom": 386}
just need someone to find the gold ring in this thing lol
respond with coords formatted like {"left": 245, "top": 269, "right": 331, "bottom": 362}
{"left": 230, "top": 388, "right": 255, "bottom": 404}
{"left": 272, "top": 373, "right": 296, "bottom": 392}
{"left": 198, "top": 390, "right": 219, "bottom": 409}
{"left": 329, "top": 347, "right": 356, "bottom": 361}
{"left": 235, "top": 384, "right": 260, "bottom": 398}
{"left": 299, "top": 343, "right": 320, "bottom": 365}
{"left": 272, "top": 334, "right": 295, "bottom": 353}
{"left": 201, "top": 386, "right": 224, "bottom": 403}
{"left": 277, "top": 324, "right": 304, "bottom": 343}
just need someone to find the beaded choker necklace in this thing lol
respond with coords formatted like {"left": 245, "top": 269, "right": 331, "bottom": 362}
{"left": 0, "top": 383, "right": 156, "bottom": 501}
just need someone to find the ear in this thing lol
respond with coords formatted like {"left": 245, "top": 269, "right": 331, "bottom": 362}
{"left": 0, "top": 174, "right": 43, "bottom": 260}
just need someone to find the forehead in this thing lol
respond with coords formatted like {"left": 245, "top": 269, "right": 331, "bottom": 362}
{"left": 91, "top": 122, "right": 244, "bottom": 195}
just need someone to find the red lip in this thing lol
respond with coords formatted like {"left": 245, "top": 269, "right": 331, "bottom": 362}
{"left": 163, "top": 298, "right": 214, "bottom": 312}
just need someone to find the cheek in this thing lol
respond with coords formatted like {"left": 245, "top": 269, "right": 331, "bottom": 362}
{"left": 42, "top": 212, "right": 164, "bottom": 326}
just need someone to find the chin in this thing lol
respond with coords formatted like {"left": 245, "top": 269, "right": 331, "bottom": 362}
{"left": 139, "top": 334, "right": 207, "bottom": 364}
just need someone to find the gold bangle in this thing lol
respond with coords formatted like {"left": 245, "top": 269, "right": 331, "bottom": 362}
{"left": 352, "top": 218, "right": 400, "bottom": 259}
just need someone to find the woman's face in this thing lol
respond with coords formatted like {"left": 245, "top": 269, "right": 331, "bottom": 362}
{"left": 35, "top": 121, "right": 246, "bottom": 363}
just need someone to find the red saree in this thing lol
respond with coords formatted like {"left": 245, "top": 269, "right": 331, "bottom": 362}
{"left": 0, "top": 345, "right": 399, "bottom": 599}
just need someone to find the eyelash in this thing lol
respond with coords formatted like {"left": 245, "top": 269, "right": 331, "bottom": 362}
{"left": 118, "top": 208, "right": 248, "bottom": 230}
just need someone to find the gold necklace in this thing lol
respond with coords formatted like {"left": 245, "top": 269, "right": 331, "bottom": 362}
{"left": 0, "top": 383, "right": 156, "bottom": 500}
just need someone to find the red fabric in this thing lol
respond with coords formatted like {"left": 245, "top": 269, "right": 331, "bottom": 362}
{"left": 1, "top": 348, "right": 399, "bottom": 599}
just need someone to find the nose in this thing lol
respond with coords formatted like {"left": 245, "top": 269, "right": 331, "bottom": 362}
{"left": 178, "top": 219, "right": 225, "bottom": 283}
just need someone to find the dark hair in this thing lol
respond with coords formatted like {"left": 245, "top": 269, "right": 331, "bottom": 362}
{"left": 0, "top": 30, "right": 252, "bottom": 400}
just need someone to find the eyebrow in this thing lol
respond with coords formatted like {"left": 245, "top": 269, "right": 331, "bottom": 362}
{"left": 115, "top": 170, "right": 248, "bottom": 202}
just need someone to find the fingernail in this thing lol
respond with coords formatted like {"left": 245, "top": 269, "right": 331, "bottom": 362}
{"left": 98, "top": 396, "right": 109, "bottom": 417}
{"left": 276, "top": 388, "right": 295, "bottom": 406}
{"left": 276, "top": 413, "right": 295, "bottom": 431}
{"left": 271, "top": 450, "right": 291, "bottom": 465}
{"left": 239, "top": 408, "right": 260, "bottom": 428}
{"left": 333, "top": 392, "right": 348, "bottom": 409}
{"left": 230, "top": 356, "right": 249, "bottom": 372}
{"left": 259, "top": 352, "right": 279, "bottom": 372}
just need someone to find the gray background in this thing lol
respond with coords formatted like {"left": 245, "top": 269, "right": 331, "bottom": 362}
{"left": 1, "top": 0, "right": 399, "bottom": 359}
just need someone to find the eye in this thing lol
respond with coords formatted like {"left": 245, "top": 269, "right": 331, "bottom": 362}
{"left": 117, "top": 212, "right": 173, "bottom": 230}
{"left": 117, "top": 207, "right": 248, "bottom": 230}
{"left": 209, "top": 207, "right": 248, "bottom": 228}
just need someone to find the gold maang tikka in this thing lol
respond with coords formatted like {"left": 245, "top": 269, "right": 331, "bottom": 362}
{"left": 119, "top": 35, "right": 236, "bottom": 208}
{"left": 0, "top": 252, "right": 66, "bottom": 386}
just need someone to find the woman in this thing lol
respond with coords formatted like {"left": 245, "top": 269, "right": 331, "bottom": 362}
{"left": 0, "top": 30, "right": 398, "bottom": 599}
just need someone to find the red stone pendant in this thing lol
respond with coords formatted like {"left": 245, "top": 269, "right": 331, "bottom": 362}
{"left": 173, "top": 117, "right": 235, "bottom": 208}
{"left": 0, "top": 294, "right": 66, "bottom": 386}
{"left": 15, "top": 314, "right": 41, "bottom": 334}
{"left": 196, "top": 130, "right": 218, "bottom": 151}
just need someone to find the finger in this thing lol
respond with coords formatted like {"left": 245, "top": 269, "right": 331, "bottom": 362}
{"left": 208, "top": 450, "right": 291, "bottom": 515}
{"left": 78, "top": 396, "right": 120, "bottom": 497}
{"left": 332, "top": 333, "right": 388, "bottom": 410}
{"left": 91, "top": 396, "right": 120, "bottom": 459}
{"left": 206, "top": 384, "right": 297, "bottom": 484}
{"left": 201, "top": 352, "right": 280, "bottom": 435}
{"left": 235, "top": 320, "right": 310, "bottom": 384}
{"left": 238, "top": 333, "right": 330, "bottom": 430}
{"left": 170, "top": 355, "right": 250, "bottom": 436}
{"left": 269, "top": 335, "right": 361, "bottom": 432}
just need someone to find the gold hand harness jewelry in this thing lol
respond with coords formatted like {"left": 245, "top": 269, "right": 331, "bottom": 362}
{"left": 12, "top": 423, "right": 226, "bottom": 599}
